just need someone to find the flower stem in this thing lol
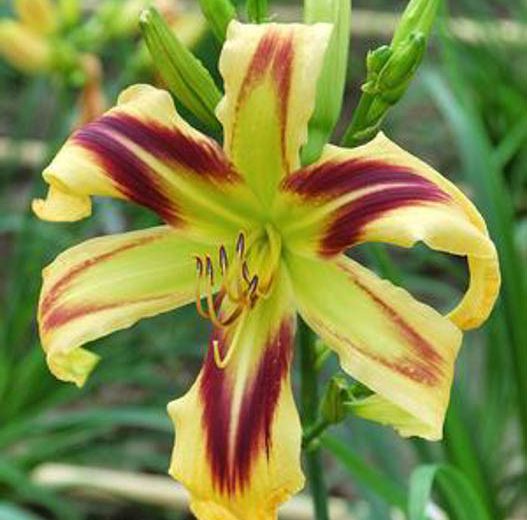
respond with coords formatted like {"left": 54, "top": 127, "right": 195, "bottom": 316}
{"left": 299, "top": 320, "right": 329, "bottom": 520}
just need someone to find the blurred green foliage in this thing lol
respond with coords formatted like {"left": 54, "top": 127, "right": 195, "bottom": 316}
{"left": 0, "top": 0, "right": 526, "bottom": 519}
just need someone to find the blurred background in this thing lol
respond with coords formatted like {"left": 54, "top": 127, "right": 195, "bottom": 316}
{"left": 0, "top": 0, "right": 526, "bottom": 519}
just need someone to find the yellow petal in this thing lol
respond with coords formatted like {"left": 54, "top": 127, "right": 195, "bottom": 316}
{"left": 33, "top": 84, "right": 260, "bottom": 243}
{"left": 0, "top": 21, "right": 52, "bottom": 73}
{"left": 39, "top": 226, "right": 214, "bottom": 386}
{"left": 217, "top": 21, "right": 332, "bottom": 206}
{"left": 279, "top": 132, "right": 500, "bottom": 330}
{"left": 15, "top": 0, "right": 58, "bottom": 35}
{"left": 168, "top": 268, "right": 303, "bottom": 519}
{"left": 286, "top": 252, "right": 462, "bottom": 440}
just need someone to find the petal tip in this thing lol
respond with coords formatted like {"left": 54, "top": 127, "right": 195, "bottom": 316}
{"left": 46, "top": 347, "right": 100, "bottom": 387}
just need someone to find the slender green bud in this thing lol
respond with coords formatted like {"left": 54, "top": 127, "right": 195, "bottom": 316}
{"left": 197, "top": 0, "right": 236, "bottom": 43}
{"left": 391, "top": 0, "right": 440, "bottom": 49}
{"left": 342, "top": 0, "right": 439, "bottom": 148}
{"left": 319, "top": 375, "right": 352, "bottom": 424}
{"left": 378, "top": 32, "right": 426, "bottom": 94}
{"left": 140, "top": 7, "right": 222, "bottom": 131}
{"left": 247, "top": 0, "right": 268, "bottom": 23}
{"left": 302, "top": 0, "right": 351, "bottom": 164}
{"left": 366, "top": 45, "right": 392, "bottom": 76}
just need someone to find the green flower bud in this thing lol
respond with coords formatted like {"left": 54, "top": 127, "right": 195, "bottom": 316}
{"left": 366, "top": 45, "right": 392, "bottom": 77}
{"left": 301, "top": 0, "right": 351, "bottom": 164}
{"left": 197, "top": 0, "right": 236, "bottom": 43}
{"left": 377, "top": 31, "right": 426, "bottom": 94}
{"left": 392, "top": 0, "right": 440, "bottom": 49}
{"left": 247, "top": 0, "right": 268, "bottom": 23}
{"left": 320, "top": 375, "right": 352, "bottom": 425}
{"left": 140, "top": 7, "right": 222, "bottom": 131}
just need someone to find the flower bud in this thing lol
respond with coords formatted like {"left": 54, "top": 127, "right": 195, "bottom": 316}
{"left": 14, "top": 0, "right": 58, "bottom": 35}
{"left": 140, "top": 7, "right": 221, "bottom": 130}
{"left": 391, "top": 0, "right": 440, "bottom": 49}
{"left": 197, "top": 0, "right": 236, "bottom": 43}
{"left": 302, "top": 0, "right": 351, "bottom": 164}
{"left": 377, "top": 32, "right": 426, "bottom": 96}
{"left": 0, "top": 21, "right": 52, "bottom": 73}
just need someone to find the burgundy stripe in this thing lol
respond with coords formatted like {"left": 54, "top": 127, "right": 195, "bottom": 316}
{"left": 200, "top": 318, "right": 294, "bottom": 495}
{"left": 74, "top": 124, "right": 180, "bottom": 224}
{"left": 236, "top": 30, "right": 294, "bottom": 172}
{"left": 41, "top": 293, "right": 173, "bottom": 332}
{"left": 312, "top": 316, "right": 441, "bottom": 387}
{"left": 351, "top": 271, "right": 443, "bottom": 369}
{"left": 233, "top": 320, "right": 293, "bottom": 490}
{"left": 283, "top": 158, "right": 442, "bottom": 199}
{"left": 100, "top": 114, "right": 238, "bottom": 183}
{"left": 321, "top": 185, "right": 449, "bottom": 255}
{"left": 40, "top": 234, "right": 163, "bottom": 320}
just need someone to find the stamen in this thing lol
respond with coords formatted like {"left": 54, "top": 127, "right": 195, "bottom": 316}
{"left": 212, "top": 317, "right": 244, "bottom": 369}
{"left": 242, "top": 261, "right": 251, "bottom": 284}
{"left": 205, "top": 255, "right": 214, "bottom": 285}
{"left": 194, "top": 256, "right": 210, "bottom": 320}
{"left": 219, "top": 245, "right": 228, "bottom": 275}
{"left": 236, "top": 232, "right": 245, "bottom": 258}
{"left": 248, "top": 275, "right": 259, "bottom": 295}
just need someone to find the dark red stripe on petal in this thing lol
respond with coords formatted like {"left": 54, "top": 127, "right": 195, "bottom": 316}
{"left": 40, "top": 234, "right": 163, "bottom": 320}
{"left": 73, "top": 123, "right": 180, "bottom": 224}
{"left": 283, "top": 159, "right": 443, "bottom": 199}
{"left": 232, "top": 319, "right": 293, "bottom": 490}
{"left": 236, "top": 30, "right": 294, "bottom": 172}
{"left": 321, "top": 185, "right": 449, "bottom": 255}
{"left": 200, "top": 328, "right": 233, "bottom": 494}
{"left": 41, "top": 293, "right": 174, "bottom": 332}
{"left": 200, "top": 318, "right": 294, "bottom": 495}
{"left": 312, "top": 315, "right": 441, "bottom": 387}
{"left": 352, "top": 274, "right": 443, "bottom": 369}
{"left": 100, "top": 114, "right": 238, "bottom": 183}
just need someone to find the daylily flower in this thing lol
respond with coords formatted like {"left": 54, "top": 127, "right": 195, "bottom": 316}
{"left": 33, "top": 21, "right": 500, "bottom": 520}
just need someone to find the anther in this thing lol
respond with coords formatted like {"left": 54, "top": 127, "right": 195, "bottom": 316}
{"left": 219, "top": 245, "right": 228, "bottom": 275}
{"left": 248, "top": 275, "right": 259, "bottom": 295}
{"left": 195, "top": 256, "right": 204, "bottom": 276}
{"left": 194, "top": 256, "right": 210, "bottom": 320}
{"left": 236, "top": 232, "right": 245, "bottom": 258}
{"left": 205, "top": 255, "right": 214, "bottom": 285}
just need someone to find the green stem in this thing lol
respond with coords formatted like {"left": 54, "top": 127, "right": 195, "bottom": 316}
{"left": 341, "top": 92, "right": 376, "bottom": 147}
{"left": 302, "top": 418, "right": 331, "bottom": 450}
{"left": 299, "top": 321, "right": 329, "bottom": 520}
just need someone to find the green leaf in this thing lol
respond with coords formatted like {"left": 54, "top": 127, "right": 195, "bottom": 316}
{"left": 322, "top": 435, "right": 407, "bottom": 509}
{"left": 302, "top": 0, "right": 351, "bottom": 164}
{"left": 408, "top": 464, "right": 492, "bottom": 520}
{"left": 140, "top": 7, "right": 222, "bottom": 131}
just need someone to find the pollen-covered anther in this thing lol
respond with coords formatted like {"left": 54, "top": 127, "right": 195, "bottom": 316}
{"left": 193, "top": 232, "right": 261, "bottom": 330}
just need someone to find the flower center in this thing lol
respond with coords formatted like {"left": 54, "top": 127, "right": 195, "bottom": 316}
{"left": 193, "top": 225, "right": 282, "bottom": 368}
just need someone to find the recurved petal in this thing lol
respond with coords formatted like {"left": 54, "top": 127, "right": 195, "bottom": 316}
{"left": 33, "top": 84, "right": 259, "bottom": 242}
{"left": 168, "top": 268, "right": 303, "bottom": 519}
{"left": 287, "top": 252, "right": 462, "bottom": 440}
{"left": 217, "top": 21, "right": 331, "bottom": 206}
{"left": 280, "top": 132, "right": 500, "bottom": 330}
{"left": 39, "top": 226, "right": 213, "bottom": 386}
